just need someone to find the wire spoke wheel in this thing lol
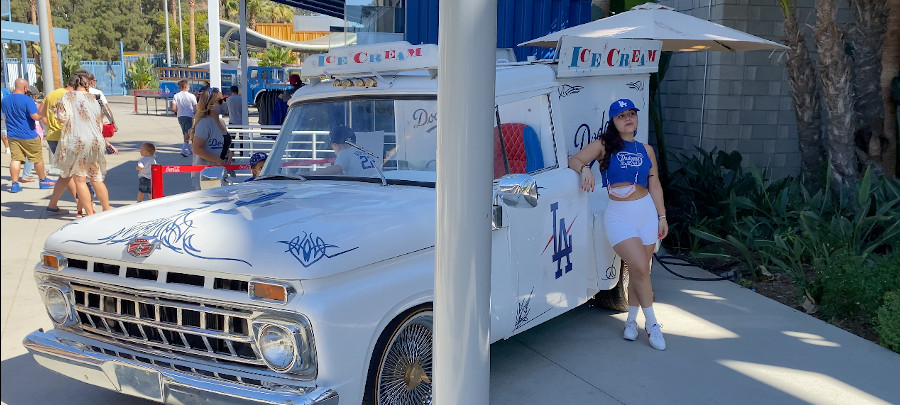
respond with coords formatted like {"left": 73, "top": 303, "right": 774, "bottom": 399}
{"left": 376, "top": 311, "right": 433, "bottom": 405}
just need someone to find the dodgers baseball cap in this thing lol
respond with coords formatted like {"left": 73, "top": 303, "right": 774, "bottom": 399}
{"left": 609, "top": 98, "right": 640, "bottom": 119}
{"left": 250, "top": 152, "right": 268, "bottom": 166}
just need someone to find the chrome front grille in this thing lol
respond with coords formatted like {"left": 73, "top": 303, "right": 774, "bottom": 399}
{"left": 71, "top": 282, "right": 264, "bottom": 367}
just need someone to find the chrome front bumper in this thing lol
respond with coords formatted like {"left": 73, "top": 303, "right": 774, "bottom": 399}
{"left": 24, "top": 328, "right": 339, "bottom": 405}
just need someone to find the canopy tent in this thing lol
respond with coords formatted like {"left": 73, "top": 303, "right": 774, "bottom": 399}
{"left": 521, "top": 4, "right": 786, "bottom": 52}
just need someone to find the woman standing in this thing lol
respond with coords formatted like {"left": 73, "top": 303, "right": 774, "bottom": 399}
{"left": 189, "top": 87, "right": 230, "bottom": 189}
{"left": 47, "top": 72, "right": 114, "bottom": 216}
{"left": 568, "top": 98, "right": 669, "bottom": 351}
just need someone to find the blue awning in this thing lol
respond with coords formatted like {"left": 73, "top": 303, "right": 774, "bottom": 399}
{"left": 0, "top": 21, "right": 69, "bottom": 44}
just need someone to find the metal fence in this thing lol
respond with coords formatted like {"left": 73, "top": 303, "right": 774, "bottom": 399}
{"left": 3, "top": 58, "right": 38, "bottom": 89}
{"left": 3, "top": 58, "right": 125, "bottom": 95}
{"left": 81, "top": 61, "right": 126, "bottom": 95}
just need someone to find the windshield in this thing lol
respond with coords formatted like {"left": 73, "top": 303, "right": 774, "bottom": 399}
{"left": 263, "top": 97, "right": 438, "bottom": 183}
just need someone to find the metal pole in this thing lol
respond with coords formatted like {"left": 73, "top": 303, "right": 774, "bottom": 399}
{"left": 163, "top": 0, "right": 171, "bottom": 66}
{"left": 207, "top": 0, "right": 221, "bottom": 88}
{"left": 434, "top": 0, "right": 496, "bottom": 403}
{"left": 36, "top": 0, "right": 54, "bottom": 89}
{"left": 178, "top": 0, "right": 184, "bottom": 65}
{"left": 18, "top": 40, "right": 27, "bottom": 84}
{"left": 239, "top": 0, "right": 249, "bottom": 125}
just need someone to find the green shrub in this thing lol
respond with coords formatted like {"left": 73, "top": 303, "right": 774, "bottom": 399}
{"left": 126, "top": 56, "right": 158, "bottom": 90}
{"left": 817, "top": 250, "right": 900, "bottom": 320}
{"left": 876, "top": 290, "right": 900, "bottom": 353}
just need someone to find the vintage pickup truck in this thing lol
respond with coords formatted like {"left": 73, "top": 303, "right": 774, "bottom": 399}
{"left": 25, "top": 38, "right": 662, "bottom": 405}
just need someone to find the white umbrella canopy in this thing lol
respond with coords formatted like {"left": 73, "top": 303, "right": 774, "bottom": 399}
{"left": 520, "top": 3, "right": 787, "bottom": 52}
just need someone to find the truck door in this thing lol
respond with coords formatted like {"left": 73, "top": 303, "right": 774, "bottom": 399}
{"left": 248, "top": 68, "right": 263, "bottom": 104}
{"left": 494, "top": 95, "right": 596, "bottom": 336}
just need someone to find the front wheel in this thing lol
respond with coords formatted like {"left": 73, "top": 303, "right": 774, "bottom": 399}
{"left": 363, "top": 305, "right": 433, "bottom": 405}
{"left": 593, "top": 260, "right": 629, "bottom": 312}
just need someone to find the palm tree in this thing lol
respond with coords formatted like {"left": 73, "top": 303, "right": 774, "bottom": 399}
{"left": 777, "top": 0, "right": 825, "bottom": 186}
{"left": 814, "top": 0, "right": 857, "bottom": 187}
{"left": 171, "top": 0, "right": 178, "bottom": 33}
{"left": 849, "top": 0, "right": 890, "bottom": 172}
{"left": 189, "top": 0, "right": 196, "bottom": 63}
{"left": 45, "top": 0, "right": 61, "bottom": 88}
{"left": 258, "top": 46, "right": 297, "bottom": 67}
{"left": 221, "top": 0, "right": 238, "bottom": 21}
{"left": 247, "top": 0, "right": 264, "bottom": 30}
{"left": 270, "top": 3, "right": 294, "bottom": 23}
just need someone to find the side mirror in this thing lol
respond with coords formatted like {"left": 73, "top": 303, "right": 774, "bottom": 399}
{"left": 496, "top": 174, "right": 538, "bottom": 208}
{"left": 200, "top": 167, "right": 226, "bottom": 190}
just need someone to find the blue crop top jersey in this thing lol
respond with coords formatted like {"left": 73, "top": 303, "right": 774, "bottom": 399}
{"left": 600, "top": 140, "right": 652, "bottom": 188}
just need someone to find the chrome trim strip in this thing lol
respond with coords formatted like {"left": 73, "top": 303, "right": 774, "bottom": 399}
{"left": 24, "top": 329, "right": 338, "bottom": 405}
{"left": 76, "top": 306, "right": 254, "bottom": 342}
{"left": 78, "top": 324, "right": 266, "bottom": 366}
{"left": 74, "top": 283, "right": 253, "bottom": 318}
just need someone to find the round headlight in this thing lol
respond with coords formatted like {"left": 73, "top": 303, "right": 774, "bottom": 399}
{"left": 44, "top": 286, "right": 70, "bottom": 324}
{"left": 258, "top": 324, "right": 296, "bottom": 371}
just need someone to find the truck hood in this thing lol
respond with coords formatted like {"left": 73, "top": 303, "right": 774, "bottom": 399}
{"left": 46, "top": 181, "right": 436, "bottom": 280}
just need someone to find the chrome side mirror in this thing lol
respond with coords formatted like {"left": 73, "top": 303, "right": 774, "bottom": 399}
{"left": 496, "top": 174, "right": 538, "bottom": 208}
{"left": 200, "top": 167, "right": 227, "bottom": 190}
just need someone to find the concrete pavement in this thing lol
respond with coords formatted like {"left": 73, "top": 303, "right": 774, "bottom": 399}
{"left": 2, "top": 96, "right": 899, "bottom": 405}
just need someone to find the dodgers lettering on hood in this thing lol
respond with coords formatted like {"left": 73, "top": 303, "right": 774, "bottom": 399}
{"left": 46, "top": 182, "right": 436, "bottom": 280}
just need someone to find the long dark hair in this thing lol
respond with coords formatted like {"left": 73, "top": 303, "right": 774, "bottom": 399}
{"left": 597, "top": 119, "right": 624, "bottom": 172}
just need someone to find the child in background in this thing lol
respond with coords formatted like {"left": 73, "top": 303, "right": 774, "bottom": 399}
{"left": 136, "top": 143, "right": 157, "bottom": 202}
{"left": 245, "top": 152, "right": 267, "bottom": 182}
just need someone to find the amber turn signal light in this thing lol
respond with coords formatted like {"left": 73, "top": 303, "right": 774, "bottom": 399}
{"left": 250, "top": 281, "right": 289, "bottom": 304}
{"left": 42, "top": 253, "right": 66, "bottom": 271}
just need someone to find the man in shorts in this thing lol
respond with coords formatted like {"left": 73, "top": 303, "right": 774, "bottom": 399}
{"left": 0, "top": 78, "right": 53, "bottom": 193}
{"left": 171, "top": 79, "right": 197, "bottom": 157}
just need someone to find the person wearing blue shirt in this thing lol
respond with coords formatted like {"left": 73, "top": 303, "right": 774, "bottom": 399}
{"left": 568, "top": 98, "right": 669, "bottom": 351}
{"left": 1, "top": 85, "right": 10, "bottom": 154}
{"left": 0, "top": 78, "right": 54, "bottom": 193}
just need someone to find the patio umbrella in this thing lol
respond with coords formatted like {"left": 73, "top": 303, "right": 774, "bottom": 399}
{"left": 520, "top": 3, "right": 787, "bottom": 52}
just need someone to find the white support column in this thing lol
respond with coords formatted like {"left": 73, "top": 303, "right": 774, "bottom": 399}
{"left": 434, "top": 0, "right": 496, "bottom": 404}
{"left": 208, "top": 0, "right": 221, "bottom": 88}
{"left": 36, "top": 0, "right": 54, "bottom": 90}
{"left": 239, "top": 0, "right": 249, "bottom": 125}
{"left": 163, "top": 0, "right": 171, "bottom": 66}
{"left": 178, "top": 0, "right": 185, "bottom": 64}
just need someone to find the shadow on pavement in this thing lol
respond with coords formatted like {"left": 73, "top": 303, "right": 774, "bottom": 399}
{"left": 1, "top": 353, "right": 155, "bottom": 405}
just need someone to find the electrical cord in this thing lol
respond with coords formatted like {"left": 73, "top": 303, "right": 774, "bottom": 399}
{"left": 653, "top": 253, "right": 734, "bottom": 281}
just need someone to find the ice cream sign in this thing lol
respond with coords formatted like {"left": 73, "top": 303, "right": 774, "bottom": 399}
{"left": 556, "top": 36, "right": 662, "bottom": 77}
{"left": 303, "top": 41, "right": 439, "bottom": 78}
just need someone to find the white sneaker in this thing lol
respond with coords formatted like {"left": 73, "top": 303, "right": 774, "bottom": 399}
{"left": 623, "top": 320, "right": 638, "bottom": 341}
{"left": 647, "top": 323, "right": 666, "bottom": 351}
{"left": 181, "top": 142, "right": 192, "bottom": 157}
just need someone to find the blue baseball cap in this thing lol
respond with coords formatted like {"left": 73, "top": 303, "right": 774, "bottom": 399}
{"left": 609, "top": 98, "right": 640, "bottom": 119}
{"left": 250, "top": 152, "right": 268, "bottom": 166}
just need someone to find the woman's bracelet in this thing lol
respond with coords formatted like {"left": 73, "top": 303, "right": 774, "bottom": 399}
{"left": 658, "top": 215, "right": 667, "bottom": 220}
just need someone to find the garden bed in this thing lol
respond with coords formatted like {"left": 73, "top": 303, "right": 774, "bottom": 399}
{"left": 680, "top": 255, "right": 881, "bottom": 345}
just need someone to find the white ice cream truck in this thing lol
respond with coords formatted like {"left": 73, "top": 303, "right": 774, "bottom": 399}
{"left": 25, "top": 37, "right": 662, "bottom": 405}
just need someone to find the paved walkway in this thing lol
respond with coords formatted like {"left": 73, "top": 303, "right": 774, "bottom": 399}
{"left": 2, "top": 96, "right": 899, "bottom": 405}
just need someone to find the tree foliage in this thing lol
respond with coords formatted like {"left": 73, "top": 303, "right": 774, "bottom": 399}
{"left": 258, "top": 47, "right": 298, "bottom": 67}
{"left": 7, "top": 0, "right": 210, "bottom": 63}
